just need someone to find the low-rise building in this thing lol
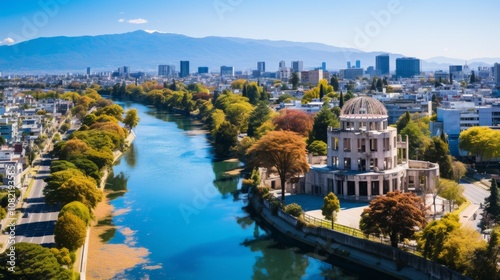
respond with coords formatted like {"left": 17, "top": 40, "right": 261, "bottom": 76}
{"left": 304, "top": 96, "right": 439, "bottom": 201}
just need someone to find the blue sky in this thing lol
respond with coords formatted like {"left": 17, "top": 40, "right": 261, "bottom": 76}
{"left": 0, "top": 0, "right": 499, "bottom": 60}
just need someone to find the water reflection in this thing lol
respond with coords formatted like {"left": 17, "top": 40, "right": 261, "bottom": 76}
{"left": 124, "top": 143, "right": 137, "bottom": 168}
{"left": 146, "top": 110, "right": 201, "bottom": 131}
{"left": 105, "top": 171, "right": 129, "bottom": 200}
{"left": 212, "top": 160, "right": 240, "bottom": 198}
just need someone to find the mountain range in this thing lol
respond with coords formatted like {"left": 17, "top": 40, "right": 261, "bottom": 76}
{"left": 0, "top": 30, "right": 497, "bottom": 74}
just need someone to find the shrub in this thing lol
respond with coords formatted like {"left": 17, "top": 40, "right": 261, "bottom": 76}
{"left": 285, "top": 203, "right": 303, "bottom": 217}
{"left": 269, "top": 197, "right": 282, "bottom": 216}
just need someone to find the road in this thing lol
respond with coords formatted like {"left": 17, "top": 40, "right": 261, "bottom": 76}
{"left": 15, "top": 155, "right": 59, "bottom": 246}
{"left": 459, "top": 179, "right": 490, "bottom": 231}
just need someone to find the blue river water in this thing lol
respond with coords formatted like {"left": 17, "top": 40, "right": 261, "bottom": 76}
{"left": 104, "top": 102, "right": 388, "bottom": 280}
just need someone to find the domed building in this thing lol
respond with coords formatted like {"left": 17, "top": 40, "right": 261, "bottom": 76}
{"left": 304, "top": 96, "right": 439, "bottom": 200}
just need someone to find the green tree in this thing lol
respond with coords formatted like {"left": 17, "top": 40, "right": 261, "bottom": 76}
{"left": 330, "top": 76, "right": 340, "bottom": 92}
{"left": 451, "top": 160, "right": 467, "bottom": 182}
{"left": 308, "top": 140, "right": 327, "bottom": 156}
{"left": 321, "top": 192, "right": 340, "bottom": 228}
{"left": 290, "top": 72, "right": 299, "bottom": 90}
{"left": 0, "top": 243, "right": 74, "bottom": 280}
{"left": 0, "top": 208, "right": 6, "bottom": 220}
{"left": 400, "top": 120, "right": 430, "bottom": 160}
{"left": 44, "top": 169, "right": 86, "bottom": 205}
{"left": 123, "top": 108, "right": 140, "bottom": 131}
{"left": 459, "top": 126, "right": 500, "bottom": 161}
{"left": 95, "top": 104, "right": 124, "bottom": 121}
{"left": 59, "top": 201, "right": 92, "bottom": 226}
{"left": 54, "top": 212, "right": 87, "bottom": 251}
{"left": 376, "top": 78, "right": 383, "bottom": 92}
{"left": 247, "top": 102, "right": 272, "bottom": 138}
{"left": 247, "top": 130, "right": 310, "bottom": 203}
{"left": 485, "top": 178, "right": 500, "bottom": 223}
{"left": 396, "top": 111, "right": 411, "bottom": 133}
{"left": 423, "top": 137, "right": 453, "bottom": 179}
{"left": 57, "top": 176, "right": 102, "bottom": 210}
{"left": 319, "top": 83, "right": 325, "bottom": 99}
{"left": 50, "top": 160, "right": 77, "bottom": 173}
{"left": 467, "top": 226, "right": 500, "bottom": 280}
{"left": 469, "top": 70, "right": 476, "bottom": 84}
{"left": 213, "top": 121, "right": 238, "bottom": 158}
{"left": 438, "top": 227, "right": 484, "bottom": 273}
{"left": 233, "top": 136, "right": 256, "bottom": 163}
{"left": 0, "top": 136, "right": 5, "bottom": 145}
{"left": 359, "top": 190, "right": 426, "bottom": 248}
{"left": 439, "top": 179, "right": 466, "bottom": 211}
{"left": 225, "top": 102, "right": 254, "bottom": 133}
{"left": 309, "top": 103, "right": 339, "bottom": 144}
{"left": 417, "top": 213, "right": 460, "bottom": 261}
{"left": 370, "top": 78, "right": 376, "bottom": 91}
{"left": 50, "top": 247, "right": 74, "bottom": 267}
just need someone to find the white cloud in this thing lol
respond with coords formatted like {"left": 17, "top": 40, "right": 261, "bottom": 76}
{"left": 118, "top": 18, "right": 125, "bottom": 23}
{"left": 1, "top": 38, "right": 15, "bottom": 44}
{"left": 127, "top": 18, "right": 148, "bottom": 24}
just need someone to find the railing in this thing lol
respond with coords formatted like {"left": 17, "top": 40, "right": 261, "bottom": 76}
{"left": 302, "top": 213, "right": 366, "bottom": 239}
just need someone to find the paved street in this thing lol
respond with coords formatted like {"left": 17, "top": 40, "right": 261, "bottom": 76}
{"left": 459, "top": 179, "right": 490, "bottom": 231}
{"left": 15, "top": 155, "right": 59, "bottom": 247}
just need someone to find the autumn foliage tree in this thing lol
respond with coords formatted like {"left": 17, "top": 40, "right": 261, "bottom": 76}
{"left": 459, "top": 126, "right": 500, "bottom": 161}
{"left": 272, "top": 109, "right": 313, "bottom": 136}
{"left": 247, "top": 131, "right": 309, "bottom": 203}
{"left": 359, "top": 190, "right": 426, "bottom": 248}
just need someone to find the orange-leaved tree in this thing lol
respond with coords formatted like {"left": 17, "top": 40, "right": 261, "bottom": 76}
{"left": 359, "top": 190, "right": 427, "bottom": 248}
{"left": 272, "top": 109, "right": 313, "bottom": 136}
{"left": 247, "top": 130, "right": 309, "bottom": 203}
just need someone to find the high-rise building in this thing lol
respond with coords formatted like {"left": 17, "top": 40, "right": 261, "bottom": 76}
{"left": 322, "top": 62, "right": 327, "bottom": 72}
{"left": 220, "top": 66, "right": 234, "bottom": 76}
{"left": 198, "top": 67, "right": 209, "bottom": 74}
{"left": 375, "top": 54, "right": 389, "bottom": 75}
{"left": 347, "top": 61, "right": 351, "bottom": 69}
{"left": 118, "top": 66, "right": 129, "bottom": 77}
{"left": 395, "top": 57, "right": 420, "bottom": 78}
{"left": 449, "top": 65, "right": 463, "bottom": 73}
{"left": 86, "top": 67, "right": 91, "bottom": 76}
{"left": 158, "top": 65, "right": 176, "bottom": 77}
{"left": 355, "top": 60, "right": 361, "bottom": 68}
{"left": 180, "top": 61, "right": 190, "bottom": 78}
{"left": 279, "top": 60, "right": 286, "bottom": 69}
{"left": 494, "top": 63, "right": 500, "bottom": 87}
{"left": 257, "top": 61, "right": 265, "bottom": 73}
{"left": 291, "top": 61, "right": 303, "bottom": 73}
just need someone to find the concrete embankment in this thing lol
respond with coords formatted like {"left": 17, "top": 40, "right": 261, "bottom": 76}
{"left": 248, "top": 194, "right": 468, "bottom": 280}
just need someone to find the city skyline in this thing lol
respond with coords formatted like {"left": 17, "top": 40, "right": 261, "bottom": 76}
{"left": 0, "top": 0, "right": 499, "bottom": 61}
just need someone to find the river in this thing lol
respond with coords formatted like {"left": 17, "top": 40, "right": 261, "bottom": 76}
{"left": 102, "top": 102, "right": 389, "bottom": 279}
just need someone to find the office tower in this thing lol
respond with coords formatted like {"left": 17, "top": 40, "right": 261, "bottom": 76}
{"left": 291, "top": 61, "right": 303, "bottom": 73}
{"left": 198, "top": 67, "right": 209, "bottom": 74}
{"left": 86, "top": 67, "right": 91, "bottom": 76}
{"left": 322, "top": 62, "right": 327, "bottom": 71}
{"left": 279, "top": 61, "right": 286, "bottom": 69}
{"left": 180, "top": 61, "right": 190, "bottom": 78}
{"left": 355, "top": 60, "right": 361, "bottom": 68}
{"left": 376, "top": 54, "right": 389, "bottom": 75}
{"left": 220, "top": 66, "right": 234, "bottom": 76}
{"left": 158, "top": 65, "right": 176, "bottom": 77}
{"left": 347, "top": 61, "right": 351, "bottom": 69}
{"left": 118, "top": 66, "right": 129, "bottom": 77}
{"left": 257, "top": 61, "right": 265, "bottom": 73}
{"left": 495, "top": 63, "right": 500, "bottom": 87}
{"left": 395, "top": 57, "right": 420, "bottom": 78}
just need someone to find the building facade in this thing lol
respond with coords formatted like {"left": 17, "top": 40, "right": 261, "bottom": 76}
{"left": 180, "top": 61, "right": 190, "bottom": 78}
{"left": 396, "top": 57, "right": 420, "bottom": 78}
{"left": 304, "top": 96, "right": 439, "bottom": 201}
{"left": 376, "top": 54, "right": 390, "bottom": 76}
{"left": 220, "top": 66, "right": 234, "bottom": 76}
{"left": 291, "top": 61, "right": 304, "bottom": 73}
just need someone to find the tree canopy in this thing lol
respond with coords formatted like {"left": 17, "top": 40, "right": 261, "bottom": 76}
{"left": 459, "top": 126, "right": 500, "bottom": 161}
{"left": 417, "top": 213, "right": 460, "bottom": 261}
{"left": 359, "top": 190, "right": 426, "bottom": 247}
{"left": 272, "top": 109, "right": 313, "bottom": 136}
{"left": 247, "top": 130, "right": 309, "bottom": 203}
{"left": 0, "top": 243, "right": 74, "bottom": 280}
{"left": 308, "top": 103, "right": 339, "bottom": 144}
{"left": 123, "top": 108, "right": 140, "bottom": 131}
{"left": 322, "top": 192, "right": 340, "bottom": 223}
{"left": 54, "top": 212, "right": 87, "bottom": 251}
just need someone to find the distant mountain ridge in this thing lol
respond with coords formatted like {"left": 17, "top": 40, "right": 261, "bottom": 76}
{"left": 0, "top": 30, "right": 497, "bottom": 74}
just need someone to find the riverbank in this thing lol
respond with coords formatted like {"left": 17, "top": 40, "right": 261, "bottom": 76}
{"left": 248, "top": 193, "right": 467, "bottom": 280}
{"left": 84, "top": 130, "right": 152, "bottom": 280}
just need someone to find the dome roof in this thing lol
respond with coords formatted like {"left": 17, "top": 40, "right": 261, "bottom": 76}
{"left": 340, "top": 96, "right": 388, "bottom": 117}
